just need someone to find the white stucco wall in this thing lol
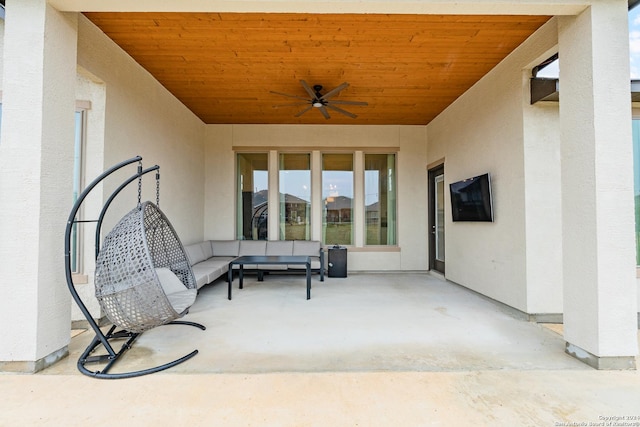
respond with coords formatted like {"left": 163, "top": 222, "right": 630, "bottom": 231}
{"left": 0, "top": 18, "right": 4, "bottom": 88}
{"left": 426, "top": 19, "right": 562, "bottom": 313}
{"left": 76, "top": 15, "right": 206, "bottom": 246}
{"left": 70, "top": 70, "right": 106, "bottom": 322}
{"left": 204, "top": 124, "right": 429, "bottom": 271}
{"left": 0, "top": 3, "right": 78, "bottom": 364}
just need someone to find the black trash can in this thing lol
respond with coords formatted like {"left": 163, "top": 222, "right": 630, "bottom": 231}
{"left": 328, "top": 245, "right": 347, "bottom": 278}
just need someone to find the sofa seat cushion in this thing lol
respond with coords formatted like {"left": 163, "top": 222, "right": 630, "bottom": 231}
{"left": 288, "top": 259, "right": 321, "bottom": 270}
{"left": 257, "top": 263, "right": 288, "bottom": 270}
{"left": 191, "top": 264, "right": 214, "bottom": 289}
{"left": 232, "top": 263, "right": 259, "bottom": 270}
{"left": 198, "top": 258, "right": 231, "bottom": 275}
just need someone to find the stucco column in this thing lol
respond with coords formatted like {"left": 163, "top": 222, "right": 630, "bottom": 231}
{"left": 354, "top": 151, "right": 365, "bottom": 247}
{"left": 558, "top": 2, "right": 638, "bottom": 369}
{"left": 311, "top": 150, "right": 322, "bottom": 241}
{"left": 268, "top": 150, "right": 279, "bottom": 239}
{"left": 0, "top": 1, "right": 78, "bottom": 372}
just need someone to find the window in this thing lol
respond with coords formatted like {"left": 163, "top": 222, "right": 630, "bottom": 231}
{"left": 279, "top": 153, "right": 311, "bottom": 240}
{"left": 633, "top": 120, "right": 640, "bottom": 265}
{"left": 322, "top": 153, "right": 353, "bottom": 245}
{"left": 236, "top": 150, "right": 398, "bottom": 247}
{"left": 237, "top": 153, "right": 268, "bottom": 240}
{"left": 365, "top": 153, "right": 396, "bottom": 245}
{"left": 71, "top": 109, "right": 86, "bottom": 273}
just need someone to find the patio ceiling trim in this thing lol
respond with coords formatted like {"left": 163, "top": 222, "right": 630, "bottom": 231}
{"left": 49, "top": 0, "right": 588, "bottom": 15}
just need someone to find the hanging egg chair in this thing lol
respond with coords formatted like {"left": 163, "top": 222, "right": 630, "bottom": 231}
{"left": 64, "top": 156, "right": 205, "bottom": 379}
{"left": 95, "top": 201, "right": 197, "bottom": 333}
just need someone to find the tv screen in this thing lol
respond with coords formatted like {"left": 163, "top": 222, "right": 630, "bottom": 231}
{"left": 449, "top": 173, "right": 493, "bottom": 222}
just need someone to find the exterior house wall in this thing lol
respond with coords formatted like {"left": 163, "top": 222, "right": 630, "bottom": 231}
{"left": 0, "top": 19, "right": 4, "bottom": 87}
{"left": 76, "top": 15, "right": 206, "bottom": 246}
{"left": 0, "top": 2, "right": 78, "bottom": 366}
{"left": 67, "top": 15, "right": 207, "bottom": 322}
{"left": 426, "top": 19, "right": 562, "bottom": 314}
{"left": 204, "top": 124, "right": 429, "bottom": 271}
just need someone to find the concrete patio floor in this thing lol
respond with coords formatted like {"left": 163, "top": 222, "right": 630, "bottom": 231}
{"left": 1, "top": 273, "right": 639, "bottom": 426}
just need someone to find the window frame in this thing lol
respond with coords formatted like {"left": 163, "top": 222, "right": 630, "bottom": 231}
{"left": 364, "top": 152, "right": 398, "bottom": 246}
{"left": 71, "top": 108, "right": 87, "bottom": 275}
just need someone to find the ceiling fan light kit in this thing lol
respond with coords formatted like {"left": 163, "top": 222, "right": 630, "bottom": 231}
{"left": 271, "top": 80, "right": 368, "bottom": 119}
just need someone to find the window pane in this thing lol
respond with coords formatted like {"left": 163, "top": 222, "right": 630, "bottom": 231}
{"left": 323, "top": 153, "right": 353, "bottom": 245}
{"left": 633, "top": 120, "right": 640, "bottom": 265}
{"left": 71, "top": 110, "right": 85, "bottom": 273}
{"left": 365, "top": 153, "right": 397, "bottom": 245}
{"left": 435, "top": 174, "right": 445, "bottom": 260}
{"left": 279, "top": 153, "right": 311, "bottom": 240}
{"left": 237, "top": 153, "right": 268, "bottom": 240}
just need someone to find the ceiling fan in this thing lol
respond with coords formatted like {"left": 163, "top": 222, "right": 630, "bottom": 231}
{"left": 271, "top": 80, "right": 368, "bottom": 119}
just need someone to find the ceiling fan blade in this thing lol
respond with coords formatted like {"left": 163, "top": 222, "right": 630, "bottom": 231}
{"left": 318, "top": 106, "right": 331, "bottom": 119}
{"left": 321, "top": 82, "right": 350, "bottom": 100}
{"left": 325, "top": 104, "right": 357, "bottom": 119}
{"left": 299, "top": 80, "right": 317, "bottom": 100}
{"left": 329, "top": 100, "right": 368, "bottom": 106}
{"left": 270, "top": 90, "right": 309, "bottom": 102}
{"left": 294, "top": 105, "right": 314, "bottom": 117}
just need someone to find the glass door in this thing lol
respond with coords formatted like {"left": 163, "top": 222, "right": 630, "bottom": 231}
{"left": 429, "top": 165, "right": 445, "bottom": 274}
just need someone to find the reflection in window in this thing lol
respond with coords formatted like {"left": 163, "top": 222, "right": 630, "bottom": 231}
{"left": 279, "top": 153, "right": 311, "bottom": 240}
{"left": 237, "top": 153, "right": 268, "bottom": 240}
{"left": 633, "top": 120, "right": 640, "bottom": 265}
{"left": 71, "top": 110, "right": 85, "bottom": 273}
{"left": 322, "top": 153, "right": 353, "bottom": 245}
{"left": 365, "top": 154, "right": 397, "bottom": 245}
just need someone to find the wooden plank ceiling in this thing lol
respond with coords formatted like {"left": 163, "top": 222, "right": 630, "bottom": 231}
{"left": 84, "top": 13, "right": 551, "bottom": 125}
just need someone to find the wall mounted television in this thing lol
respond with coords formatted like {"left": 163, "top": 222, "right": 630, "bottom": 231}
{"left": 449, "top": 173, "right": 494, "bottom": 222}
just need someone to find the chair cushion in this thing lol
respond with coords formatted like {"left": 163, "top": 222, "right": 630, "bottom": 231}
{"left": 184, "top": 244, "right": 206, "bottom": 266}
{"left": 155, "top": 267, "right": 186, "bottom": 294}
{"left": 289, "top": 260, "right": 321, "bottom": 270}
{"left": 200, "top": 241, "right": 213, "bottom": 260}
{"left": 266, "top": 240, "right": 294, "bottom": 256}
{"left": 198, "top": 258, "right": 231, "bottom": 274}
{"left": 239, "top": 240, "right": 267, "bottom": 256}
{"left": 155, "top": 267, "right": 197, "bottom": 314}
{"left": 293, "top": 240, "right": 321, "bottom": 256}
{"left": 211, "top": 240, "right": 240, "bottom": 257}
{"left": 166, "top": 288, "right": 197, "bottom": 315}
{"left": 190, "top": 265, "right": 212, "bottom": 288}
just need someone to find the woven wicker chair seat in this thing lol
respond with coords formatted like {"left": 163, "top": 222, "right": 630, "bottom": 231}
{"left": 94, "top": 202, "right": 197, "bottom": 333}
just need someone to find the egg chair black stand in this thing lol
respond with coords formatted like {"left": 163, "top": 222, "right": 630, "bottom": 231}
{"left": 64, "top": 156, "right": 205, "bottom": 379}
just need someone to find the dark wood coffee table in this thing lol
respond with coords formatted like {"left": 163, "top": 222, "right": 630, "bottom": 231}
{"left": 227, "top": 255, "right": 312, "bottom": 300}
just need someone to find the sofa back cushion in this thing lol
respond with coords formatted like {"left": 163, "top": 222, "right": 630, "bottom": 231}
{"left": 293, "top": 240, "right": 321, "bottom": 257}
{"left": 266, "top": 240, "right": 294, "bottom": 256}
{"left": 184, "top": 243, "right": 206, "bottom": 266}
{"left": 211, "top": 240, "right": 240, "bottom": 257}
{"left": 200, "top": 241, "right": 213, "bottom": 260}
{"left": 239, "top": 240, "right": 267, "bottom": 256}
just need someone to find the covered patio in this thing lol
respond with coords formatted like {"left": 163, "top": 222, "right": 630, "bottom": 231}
{"left": 0, "top": 0, "right": 638, "bottom": 380}
{"left": 2, "top": 273, "right": 639, "bottom": 425}
{"left": 46, "top": 273, "right": 594, "bottom": 375}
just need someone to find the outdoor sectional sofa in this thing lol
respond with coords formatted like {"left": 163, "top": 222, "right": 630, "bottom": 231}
{"left": 183, "top": 240, "right": 325, "bottom": 290}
